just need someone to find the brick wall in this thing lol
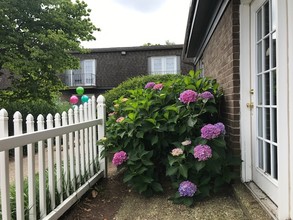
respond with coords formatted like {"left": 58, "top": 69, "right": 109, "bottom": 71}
{"left": 200, "top": 0, "right": 240, "bottom": 154}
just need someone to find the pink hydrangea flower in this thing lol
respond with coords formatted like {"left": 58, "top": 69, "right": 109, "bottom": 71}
{"left": 116, "top": 117, "right": 125, "bottom": 123}
{"left": 153, "top": 83, "right": 163, "bottom": 90}
{"left": 171, "top": 148, "right": 184, "bottom": 156}
{"left": 108, "top": 112, "right": 117, "bottom": 116}
{"left": 179, "top": 90, "right": 198, "bottom": 104}
{"left": 178, "top": 181, "right": 197, "bottom": 197}
{"left": 112, "top": 151, "right": 128, "bottom": 166}
{"left": 214, "top": 122, "right": 226, "bottom": 135}
{"left": 200, "top": 91, "right": 214, "bottom": 100}
{"left": 181, "top": 140, "right": 192, "bottom": 146}
{"left": 201, "top": 124, "right": 221, "bottom": 140}
{"left": 194, "top": 144, "right": 212, "bottom": 161}
{"left": 145, "top": 82, "right": 156, "bottom": 89}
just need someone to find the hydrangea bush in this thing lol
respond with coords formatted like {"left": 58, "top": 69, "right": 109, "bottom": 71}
{"left": 102, "top": 70, "right": 241, "bottom": 206}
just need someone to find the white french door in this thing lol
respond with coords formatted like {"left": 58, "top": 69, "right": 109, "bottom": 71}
{"left": 250, "top": 0, "right": 278, "bottom": 204}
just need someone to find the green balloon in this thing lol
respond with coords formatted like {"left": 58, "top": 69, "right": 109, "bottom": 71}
{"left": 76, "top": 87, "right": 84, "bottom": 95}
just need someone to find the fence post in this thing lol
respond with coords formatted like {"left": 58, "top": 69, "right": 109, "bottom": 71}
{"left": 0, "top": 109, "right": 11, "bottom": 220}
{"left": 97, "top": 95, "right": 107, "bottom": 178}
{"left": 14, "top": 111, "right": 24, "bottom": 220}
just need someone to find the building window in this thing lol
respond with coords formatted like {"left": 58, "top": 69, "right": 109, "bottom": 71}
{"left": 64, "top": 59, "right": 96, "bottom": 86}
{"left": 148, "top": 56, "right": 180, "bottom": 74}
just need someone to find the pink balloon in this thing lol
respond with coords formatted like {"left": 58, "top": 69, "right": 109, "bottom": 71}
{"left": 70, "top": 95, "right": 79, "bottom": 104}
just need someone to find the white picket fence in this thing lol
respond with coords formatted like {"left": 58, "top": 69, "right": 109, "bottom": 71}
{"left": 0, "top": 95, "right": 107, "bottom": 220}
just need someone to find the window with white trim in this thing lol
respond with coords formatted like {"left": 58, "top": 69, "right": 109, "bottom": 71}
{"left": 148, "top": 56, "right": 180, "bottom": 74}
{"left": 65, "top": 59, "right": 96, "bottom": 86}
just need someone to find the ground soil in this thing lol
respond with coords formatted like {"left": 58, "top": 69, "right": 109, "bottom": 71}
{"left": 60, "top": 165, "right": 128, "bottom": 220}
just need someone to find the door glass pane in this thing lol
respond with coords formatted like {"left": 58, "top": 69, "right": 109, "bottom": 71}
{"left": 258, "top": 139, "right": 264, "bottom": 169}
{"left": 264, "top": 2, "right": 270, "bottom": 35}
{"left": 272, "top": 70, "right": 276, "bottom": 105}
{"left": 257, "top": 108, "right": 263, "bottom": 137}
{"left": 272, "top": 144, "right": 278, "bottom": 179}
{"left": 264, "top": 37, "right": 270, "bottom": 70}
{"left": 264, "top": 72, "right": 270, "bottom": 105}
{"left": 265, "top": 142, "right": 271, "bottom": 174}
{"left": 257, "top": 43, "right": 262, "bottom": 73}
{"left": 265, "top": 108, "right": 271, "bottom": 139}
{"left": 271, "top": 0, "right": 277, "bottom": 30}
{"left": 271, "top": 32, "right": 276, "bottom": 68}
{"left": 257, "top": 10, "right": 262, "bottom": 40}
{"left": 84, "top": 60, "right": 94, "bottom": 85}
{"left": 257, "top": 75, "right": 263, "bottom": 105}
{"left": 272, "top": 108, "right": 277, "bottom": 143}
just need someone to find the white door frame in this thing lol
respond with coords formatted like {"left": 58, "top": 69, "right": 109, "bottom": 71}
{"left": 288, "top": 0, "right": 293, "bottom": 218}
{"left": 240, "top": 0, "right": 290, "bottom": 219}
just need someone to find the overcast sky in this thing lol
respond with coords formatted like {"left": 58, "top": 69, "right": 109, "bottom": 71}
{"left": 81, "top": 0, "right": 191, "bottom": 48}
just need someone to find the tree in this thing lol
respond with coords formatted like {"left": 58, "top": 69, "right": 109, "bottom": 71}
{"left": 165, "top": 40, "right": 175, "bottom": 45}
{"left": 0, "top": 0, "right": 99, "bottom": 102}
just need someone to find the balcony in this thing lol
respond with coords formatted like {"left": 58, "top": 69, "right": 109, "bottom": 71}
{"left": 59, "top": 73, "right": 96, "bottom": 87}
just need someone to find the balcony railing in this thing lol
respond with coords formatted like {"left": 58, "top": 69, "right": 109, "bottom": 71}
{"left": 59, "top": 73, "right": 96, "bottom": 87}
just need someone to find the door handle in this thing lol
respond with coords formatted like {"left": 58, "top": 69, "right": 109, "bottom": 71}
{"left": 246, "top": 102, "right": 254, "bottom": 109}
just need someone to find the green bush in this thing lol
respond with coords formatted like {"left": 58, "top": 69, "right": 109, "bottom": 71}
{"left": 102, "top": 70, "right": 241, "bottom": 206}
{"left": 104, "top": 74, "right": 185, "bottom": 112}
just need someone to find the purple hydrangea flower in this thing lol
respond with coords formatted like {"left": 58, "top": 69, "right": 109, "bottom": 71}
{"left": 200, "top": 124, "right": 221, "bottom": 140}
{"left": 145, "top": 82, "right": 156, "bottom": 89}
{"left": 200, "top": 91, "right": 214, "bottom": 100}
{"left": 153, "top": 83, "right": 164, "bottom": 90}
{"left": 178, "top": 181, "right": 197, "bottom": 197}
{"left": 194, "top": 144, "right": 212, "bottom": 161}
{"left": 214, "top": 122, "right": 226, "bottom": 135}
{"left": 179, "top": 90, "right": 198, "bottom": 104}
{"left": 112, "top": 151, "right": 128, "bottom": 166}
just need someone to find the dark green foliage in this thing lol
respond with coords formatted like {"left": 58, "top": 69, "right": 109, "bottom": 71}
{"left": 0, "top": 0, "right": 98, "bottom": 104}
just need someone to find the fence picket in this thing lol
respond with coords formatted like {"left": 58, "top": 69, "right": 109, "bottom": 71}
{"left": 68, "top": 109, "right": 76, "bottom": 191}
{"left": 37, "top": 114, "right": 47, "bottom": 218}
{"left": 92, "top": 96, "right": 98, "bottom": 165}
{"left": 74, "top": 107, "right": 80, "bottom": 186}
{"left": 84, "top": 103, "right": 90, "bottom": 178}
{"left": 61, "top": 111, "right": 70, "bottom": 197}
{"left": 79, "top": 105, "right": 85, "bottom": 177}
{"left": 47, "top": 114, "right": 56, "bottom": 210}
{"left": 14, "top": 111, "right": 25, "bottom": 220}
{"left": 26, "top": 114, "right": 37, "bottom": 220}
{"left": 55, "top": 113, "right": 63, "bottom": 202}
{"left": 88, "top": 99, "right": 94, "bottom": 175}
{"left": 0, "top": 109, "right": 11, "bottom": 220}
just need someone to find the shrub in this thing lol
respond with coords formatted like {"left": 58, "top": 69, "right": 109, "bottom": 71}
{"left": 103, "top": 70, "right": 241, "bottom": 206}
{"left": 103, "top": 74, "right": 185, "bottom": 113}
